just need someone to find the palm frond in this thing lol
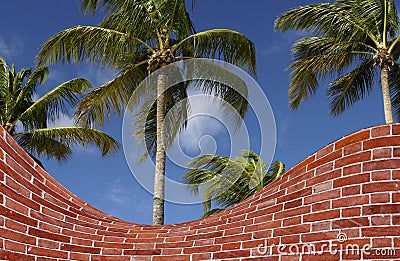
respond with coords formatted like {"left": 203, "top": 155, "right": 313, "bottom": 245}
{"left": 75, "top": 63, "right": 148, "bottom": 127}
{"left": 36, "top": 26, "right": 147, "bottom": 67}
{"left": 15, "top": 127, "right": 120, "bottom": 162}
{"left": 17, "top": 78, "right": 92, "bottom": 130}
{"left": 328, "top": 59, "right": 376, "bottom": 116}
{"left": 274, "top": 2, "right": 377, "bottom": 44}
{"left": 389, "top": 64, "right": 400, "bottom": 121}
{"left": 287, "top": 37, "right": 369, "bottom": 110}
{"left": 174, "top": 29, "right": 257, "bottom": 76}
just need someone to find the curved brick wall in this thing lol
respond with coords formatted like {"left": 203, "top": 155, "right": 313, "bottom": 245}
{"left": 0, "top": 124, "right": 400, "bottom": 260}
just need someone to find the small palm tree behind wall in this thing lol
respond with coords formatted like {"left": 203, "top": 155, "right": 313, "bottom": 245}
{"left": 183, "top": 150, "right": 285, "bottom": 218}
{"left": 275, "top": 0, "right": 400, "bottom": 123}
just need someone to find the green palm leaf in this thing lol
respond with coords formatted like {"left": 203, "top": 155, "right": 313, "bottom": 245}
{"left": 15, "top": 127, "right": 119, "bottom": 161}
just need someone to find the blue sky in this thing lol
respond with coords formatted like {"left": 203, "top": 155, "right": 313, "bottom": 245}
{"left": 0, "top": 0, "right": 392, "bottom": 224}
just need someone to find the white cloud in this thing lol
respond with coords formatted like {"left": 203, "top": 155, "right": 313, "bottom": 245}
{"left": 47, "top": 113, "right": 75, "bottom": 127}
{"left": 177, "top": 92, "right": 229, "bottom": 154}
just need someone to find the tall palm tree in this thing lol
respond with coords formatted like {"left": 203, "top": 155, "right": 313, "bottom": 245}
{"left": 274, "top": 0, "right": 400, "bottom": 123}
{"left": 0, "top": 57, "right": 119, "bottom": 164}
{"left": 183, "top": 150, "right": 285, "bottom": 217}
{"left": 36, "top": 0, "right": 256, "bottom": 224}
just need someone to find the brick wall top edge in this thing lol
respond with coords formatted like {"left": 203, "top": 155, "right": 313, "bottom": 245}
{"left": 0, "top": 124, "right": 398, "bottom": 227}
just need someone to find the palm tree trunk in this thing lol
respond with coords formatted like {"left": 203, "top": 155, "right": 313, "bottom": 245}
{"left": 153, "top": 70, "right": 167, "bottom": 225}
{"left": 381, "top": 64, "right": 394, "bottom": 124}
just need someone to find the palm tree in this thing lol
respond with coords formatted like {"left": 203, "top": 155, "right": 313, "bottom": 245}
{"left": 36, "top": 0, "right": 256, "bottom": 224}
{"left": 183, "top": 150, "right": 285, "bottom": 217}
{"left": 0, "top": 57, "right": 119, "bottom": 164}
{"left": 274, "top": 0, "right": 400, "bottom": 123}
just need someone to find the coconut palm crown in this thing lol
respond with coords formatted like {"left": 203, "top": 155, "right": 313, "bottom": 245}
{"left": 36, "top": 0, "right": 257, "bottom": 224}
{"left": 0, "top": 57, "right": 119, "bottom": 164}
{"left": 275, "top": 0, "right": 400, "bottom": 123}
{"left": 183, "top": 150, "right": 285, "bottom": 217}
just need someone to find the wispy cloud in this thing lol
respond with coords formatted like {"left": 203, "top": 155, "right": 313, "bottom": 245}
{"left": 0, "top": 36, "right": 23, "bottom": 60}
{"left": 260, "top": 31, "right": 310, "bottom": 57}
{"left": 103, "top": 178, "right": 137, "bottom": 206}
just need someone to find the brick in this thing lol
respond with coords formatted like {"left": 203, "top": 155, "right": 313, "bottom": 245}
{"left": 316, "top": 144, "right": 334, "bottom": 159}
{"left": 313, "top": 181, "right": 332, "bottom": 193}
{"left": 303, "top": 209, "right": 340, "bottom": 222}
{"left": 0, "top": 250, "right": 36, "bottom": 261}
{"left": 394, "top": 170, "right": 400, "bottom": 179}
{"left": 61, "top": 244, "right": 101, "bottom": 254}
{"left": 335, "top": 151, "right": 371, "bottom": 168}
{"left": 301, "top": 231, "right": 338, "bottom": 242}
{"left": 212, "top": 250, "right": 250, "bottom": 259}
{"left": 335, "top": 130, "right": 370, "bottom": 149}
{"left": 362, "top": 226, "right": 400, "bottom": 237}
{"left": 341, "top": 207, "right": 361, "bottom": 217}
{"left": 273, "top": 224, "right": 310, "bottom": 237}
{"left": 370, "top": 193, "right": 390, "bottom": 203}
{"left": 308, "top": 150, "right": 342, "bottom": 170}
{"left": 0, "top": 227, "right": 36, "bottom": 245}
{"left": 343, "top": 142, "right": 362, "bottom": 156}
{"left": 311, "top": 221, "right": 330, "bottom": 232}
{"left": 372, "top": 148, "right": 392, "bottom": 159}
{"left": 342, "top": 185, "right": 361, "bottom": 196}
{"left": 277, "top": 188, "right": 312, "bottom": 204}
{"left": 28, "top": 227, "right": 70, "bottom": 243}
{"left": 364, "top": 159, "right": 400, "bottom": 171}
{"left": 343, "top": 164, "right": 361, "bottom": 176}
{"left": 284, "top": 198, "right": 303, "bottom": 210}
{"left": 0, "top": 148, "right": 4, "bottom": 161}
{"left": 362, "top": 204, "right": 400, "bottom": 215}
{"left": 332, "top": 195, "right": 369, "bottom": 208}
{"left": 214, "top": 233, "right": 252, "bottom": 244}
{"left": 0, "top": 205, "right": 37, "bottom": 227}
{"left": 332, "top": 217, "right": 369, "bottom": 228}
{"left": 315, "top": 162, "right": 333, "bottom": 175}
{"left": 102, "top": 248, "right": 123, "bottom": 255}
{"left": 5, "top": 218, "right": 28, "bottom": 233}
{"left": 286, "top": 181, "right": 305, "bottom": 194}
{"left": 306, "top": 169, "right": 341, "bottom": 187}
{"left": 364, "top": 137, "right": 400, "bottom": 150}
{"left": 282, "top": 216, "right": 301, "bottom": 227}
{"left": 372, "top": 238, "right": 392, "bottom": 248}
{"left": 394, "top": 193, "right": 400, "bottom": 202}
{"left": 192, "top": 253, "right": 212, "bottom": 261}
{"left": 280, "top": 235, "right": 300, "bottom": 244}
{"left": 371, "top": 170, "right": 391, "bottom": 181}
{"left": 274, "top": 206, "right": 310, "bottom": 219}
{"left": 311, "top": 201, "right": 330, "bottom": 212}
{"left": 38, "top": 239, "right": 59, "bottom": 249}
{"left": 5, "top": 240, "right": 26, "bottom": 252}
{"left": 370, "top": 215, "right": 391, "bottom": 225}
{"left": 304, "top": 189, "right": 340, "bottom": 205}
{"left": 362, "top": 181, "right": 400, "bottom": 193}
{"left": 91, "top": 256, "right": 132, "bottom": 261}
{"left": 371, "top": 126, "right": 391, "bottom": 137}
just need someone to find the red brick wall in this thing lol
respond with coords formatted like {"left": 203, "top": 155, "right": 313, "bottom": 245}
{"left": 1, "top": 124, "right": 400, "bottom": 260}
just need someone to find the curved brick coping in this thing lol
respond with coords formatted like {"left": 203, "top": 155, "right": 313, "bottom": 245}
{"left": 0, "top": 124, "right": 400, "bottom": 260}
